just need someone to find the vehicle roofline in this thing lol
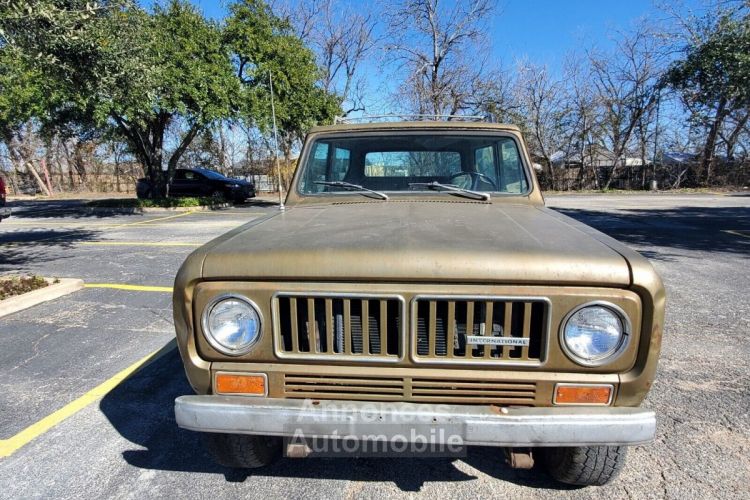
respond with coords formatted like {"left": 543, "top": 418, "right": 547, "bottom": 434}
{"left": 307, "top": 121, "right": 522, "bottom": 134}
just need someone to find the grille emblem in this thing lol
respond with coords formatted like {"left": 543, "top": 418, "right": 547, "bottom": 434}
{"left": 466, "top": 335, "right": 529, "bottom": 346}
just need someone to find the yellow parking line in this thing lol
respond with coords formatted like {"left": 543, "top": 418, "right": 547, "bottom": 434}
{"left": 80, "top": 242, "right": 201, "bottom": 247}
{"left": 0, "top": 341, "right": 176, "bottom": 458}
{"left": 109, "top": 211, "right": 195, "bottom": 228}
{"left": 84, "top": 283, "right": 173, "bottom": 292}
{"left": 723, "top": 230, "right": 750, "bottom": 239}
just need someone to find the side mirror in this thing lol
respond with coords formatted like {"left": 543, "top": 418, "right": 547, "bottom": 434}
{"left": 532, "top": 163, "right": 543, "bottom": 173}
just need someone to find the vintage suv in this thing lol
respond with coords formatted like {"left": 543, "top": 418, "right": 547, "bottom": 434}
{"left": 173, "top": 120, "right": 664, "bottom": 486}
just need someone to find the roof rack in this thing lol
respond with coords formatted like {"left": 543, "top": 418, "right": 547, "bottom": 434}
{"left": 333, "top": 114, "right": 494, "bottom": 124}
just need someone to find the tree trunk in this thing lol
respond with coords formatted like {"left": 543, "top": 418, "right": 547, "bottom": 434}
{"left": 40, "top": 157, "right": 53, "bottom": 194}
{"left": 167, "top": 125, "right": 200, "bottom": 173}
{"left": 724, "top": 112, "right": 749, "bottom": 161}
{"left": 26, "top": 161, "right": 51, "bottom": 196}
{"left": 701, "top": 97, "right": 728, "bottom": 185}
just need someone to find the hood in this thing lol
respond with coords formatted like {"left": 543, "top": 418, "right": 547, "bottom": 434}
{"left": 223, "top": 178, "right": 252, "bottom": 186}
{"left": 199, "top": 201, "right": 631, "bottom": 286}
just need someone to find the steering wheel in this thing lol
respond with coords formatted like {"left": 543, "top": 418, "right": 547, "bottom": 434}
{"left": 448, "top": 172, "right": 498, "bottom": 191}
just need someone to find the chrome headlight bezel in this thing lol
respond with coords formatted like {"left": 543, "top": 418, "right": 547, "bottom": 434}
{"left": 559, "top": 301, "right": 631, "bottom": 367}
{"left": 200, "top": 294, "right": 263, "bottom": 356}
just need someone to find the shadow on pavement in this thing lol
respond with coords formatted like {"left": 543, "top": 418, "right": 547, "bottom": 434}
{"left": 236, "top": 199, "right": 281, "bottom": 208}
{"left": 100, "top": 347, "right": 564, "bottom": 492}
{"left": 6, "top": 198, "right": 276, "bottom": 219}
{"left": 5, "top": 199, "right": 126, "bottom": 219}
{"left": 0, "top": 228, "right": 100, "bottom": 270}
{"left": 555, "top": 205, "right": 750, "bottom": 258}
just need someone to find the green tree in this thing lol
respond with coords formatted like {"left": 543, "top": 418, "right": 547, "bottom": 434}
{"left": 666, "top": 8, "right": 750, "bottom": 183}
{"left": 1, "top": 0, "right": 238, "bottom": 194}
{"left": 0, "top": 49, "right": 47, "bottom": 141}
{"left": 224, "top": 0, "right": 339, "bottom": 164}
{"left": 100, "top": 0, "right": 238, "bottom": 191}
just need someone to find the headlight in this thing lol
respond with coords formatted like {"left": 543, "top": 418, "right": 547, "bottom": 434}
{"left": 201, "top": 295, "right": 262, "bottom": 356}
{"left": 561, "top": 303, "right": 630, "bottom": 366}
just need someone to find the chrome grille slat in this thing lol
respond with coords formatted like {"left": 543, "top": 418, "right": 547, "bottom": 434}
{"left": 276, "top": 293, "right": 548, "bottom": 365}
{"left": 380, "top": 300, "right": 388, "bottom": 355}
{"left": 446, "top": 301, "right": 456, "bottom": 358}
{"left": 343, "top": 298, "right": 351, "bottom": 354}
{"left": 484, "top": 301, "right": 494, "bottom": 359}
{"left": 275, "top": 294, "right": 403, "bottom": 361}
{"left": 325, "top": 299, "right": 334, "bottom": 354}
{"left": 361, "top": 300, "right": 370, "bottom": 355}
{"left": 503, "top": 303, "right": 513, "bottom": 360}
{"left": 413, "top": 296, "right": 548, "bottom": 365}
{"left": 290, "top": 298, "right": 299, "bottom": 353}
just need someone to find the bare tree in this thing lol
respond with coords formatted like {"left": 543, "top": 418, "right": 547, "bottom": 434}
{"left": 588, "top": 24, "right": 663, "bottom": 189}
{"left": 385, "top": 0, "right": 496, "bottom": 117}
{"left": 719, "top": 110, "right": 750, "bottom": 160}
{"left": 561, "top": 55, "right": 602, "bottom": 189}
{"left": 514, "top": 62, "right": 570, "bottom": 190}
{"left": 475, "top": 65, "right": 519, "bottom": 123}
{"left": 284, "top": 0, "right": 379, "bottom": 115}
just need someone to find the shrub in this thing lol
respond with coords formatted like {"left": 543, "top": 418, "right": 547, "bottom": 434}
{"left": 87, "top": 197, "right": 222, "bottom": 209}
{"left": 0, "top": 275, "right": 50, "bottom": 301}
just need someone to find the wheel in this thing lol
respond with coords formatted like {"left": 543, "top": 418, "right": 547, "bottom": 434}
{"left": 540, "top": 446, "right": 627, "bottom": 486}
{"left": 204, "top": 433, "right": 281, "bottom": 469}
{"left": 210, "top": 190, "right": 225, "bottom": 202}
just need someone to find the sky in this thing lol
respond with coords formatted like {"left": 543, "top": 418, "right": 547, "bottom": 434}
{"left": 160, "top": 0, "right": 711, "bottom": 112}
{"left": 179, "top": 0, "right": 706, "bottom": 65}
{"left": 157, "top": 0, "right": 708, "bottom": 113}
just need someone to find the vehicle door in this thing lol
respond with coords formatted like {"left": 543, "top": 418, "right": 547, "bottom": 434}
{"left": 171, "top": 170, "right": 204, "bottom": 197}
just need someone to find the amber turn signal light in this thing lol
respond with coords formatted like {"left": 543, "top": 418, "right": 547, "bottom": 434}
{"left": 215, "top": 373, "right": 267, "bottom": 396}
{"left": 554, "top": 384, "right": 613, "bottom": 405}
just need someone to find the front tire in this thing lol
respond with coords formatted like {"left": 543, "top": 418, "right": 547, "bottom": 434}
{"left": 540, "top": 446, "right": 627, "bottom": 486}
{"left": 204, "top": 433, "right": 281, "bottom": 469}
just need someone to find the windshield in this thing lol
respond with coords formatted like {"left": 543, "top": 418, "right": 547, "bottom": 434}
{"left": 195, "top": 168, "right": 227, "bottom": 181}
{"left": 298, "top": 134, "right": 529, "bottom": 196}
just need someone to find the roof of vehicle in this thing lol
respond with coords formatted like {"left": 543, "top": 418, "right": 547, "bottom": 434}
{"left": 180, "top": 167, "right": 223, "bottom": 175}
{"left": 308, "top": 121, "right": 521, "bottom": 134}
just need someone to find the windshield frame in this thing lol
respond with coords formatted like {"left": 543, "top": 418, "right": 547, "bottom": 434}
{"left": 291, "top": 130, "right": 534, "bottom": 201}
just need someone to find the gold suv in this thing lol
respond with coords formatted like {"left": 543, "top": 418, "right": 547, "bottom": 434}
{"left": 173, "top": 120, "right": 665, "bottom": 486}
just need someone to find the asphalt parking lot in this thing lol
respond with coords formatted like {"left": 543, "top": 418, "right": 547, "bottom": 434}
{"left": 0, "top": 192, "right": 748, "bottom": 499}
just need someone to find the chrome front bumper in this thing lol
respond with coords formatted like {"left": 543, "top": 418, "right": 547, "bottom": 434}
{"left": 175, "top": 396, "right": 656, "bottom": 447}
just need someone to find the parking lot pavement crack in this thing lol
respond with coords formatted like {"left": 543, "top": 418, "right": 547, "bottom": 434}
{"left": 659, "top": 470, "right": 669, "bottom": 498}
{"left": 8, "top": 330, "right": 54, "bottom": 373}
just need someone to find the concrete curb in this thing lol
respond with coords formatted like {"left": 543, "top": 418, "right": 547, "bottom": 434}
{"left": 0, "top": 278, "right": 84, "bottom": 318}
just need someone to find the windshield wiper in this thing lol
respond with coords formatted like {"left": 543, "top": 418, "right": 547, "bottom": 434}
{"left": 408, "top": 182, "right": 490, "bottom": 201}
{"left": 314, "top": 181, "right": 389, "bottom": 200}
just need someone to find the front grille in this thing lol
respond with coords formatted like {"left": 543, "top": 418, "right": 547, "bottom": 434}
{"left": 413, "top": 297, "right": 547, "bottom": 364}
{"left": 283, "top": 374, "right": 536, "bottom": 405}
{"left": 275, "top": 294, "right": 403, "bottom": 360}
{"left": 283, "top": 374, "right": 404, "bottom": 401}
{"left": 410, "top": 378, "right": 536, "bottom": 404}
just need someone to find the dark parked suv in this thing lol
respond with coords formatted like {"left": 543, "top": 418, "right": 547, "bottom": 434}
{"left": 136, "top": 168, "right": 256, "bottom": 203}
